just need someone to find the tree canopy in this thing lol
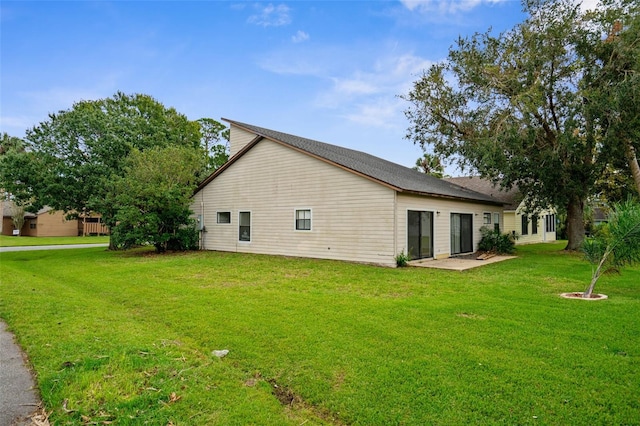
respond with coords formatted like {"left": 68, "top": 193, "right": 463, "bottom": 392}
{"left": 0, "top": 92, "right": 227, "bottom": 250}
{"left": 584, "top": 0, "right": 640, "bottom": 198}
{"left": 111, "top": 145, "right": 205, "bottom": 252}
{"left": 197, "top": 117, "right": 230, "bottom": 172}
{"left": 403, "top": 0, "right": 639, "bottom": 250}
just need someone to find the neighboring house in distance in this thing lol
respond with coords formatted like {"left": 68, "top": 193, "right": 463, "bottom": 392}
{"left": 1, "top": 201, "right": 108, "bottom": 236}
{"left": 444, "top": 177, "right": 557, "bottom": 245}
{"left": 191, "top": 120, "right": 505, "bottom": 267}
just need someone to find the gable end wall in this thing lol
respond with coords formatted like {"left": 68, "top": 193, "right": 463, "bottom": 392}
{"left": 193, "top": 138, "right": 398, "bottom": 266}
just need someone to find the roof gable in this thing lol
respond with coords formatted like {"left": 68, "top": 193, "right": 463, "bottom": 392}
{"left": 196, "top": 120, "right": 504, "bottom": 206}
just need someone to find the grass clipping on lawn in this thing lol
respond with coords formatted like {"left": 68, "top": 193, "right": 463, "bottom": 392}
{"left": 0, "top": 242, "right": 638, "bottom": 425}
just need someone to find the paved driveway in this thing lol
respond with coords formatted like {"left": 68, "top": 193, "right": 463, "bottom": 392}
{"left": 0, "top": 243, "right": 108, "bottom": 253}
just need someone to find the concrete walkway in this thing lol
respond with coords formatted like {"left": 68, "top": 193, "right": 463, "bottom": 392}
{"left": 409, "top": 255, "right": 517, "bottom": 270}
{"left": 0, "top": 243, "right": 108, "bottom": 253}
{"left": 0, "top": 321, "right": 41, "bottom": 426}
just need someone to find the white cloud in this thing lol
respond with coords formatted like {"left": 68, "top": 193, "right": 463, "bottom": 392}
{"left": 248, "top": 3, "right": 291, "bottom": 27}
{"left": 400, "top": 0, "right": 508, "bottom": 14}
{"left": 318, "top": 52, "right": 434, "bottom": 128}
{"left": 332, "top": 76, "right": 378, "bottom": 96}
{"left": 259, "top": 40, "right": 434, "bottom": 129}
{"left": 343, "top": 98, "right": 405, "bottom": 129}
{"left": 292, "top": 30, "right": 309, "bottom": 43}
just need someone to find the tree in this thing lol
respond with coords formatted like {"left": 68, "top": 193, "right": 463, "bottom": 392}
{"left": 197, "top": 118, "right": 230, "bottom": 172}
{"left": 582, "top": 199, "right": 640, "bottom": 298}
{"left": 403, "top": 0, "right": 607, "bottom": 250}
{"left": 111, "top": 145, "right": 205, "bottom": 252}
{"left": 12, "top": 92, "right": 202, "bottom": 248}
{"left": 10, "top": 204, "right": 26, "bottom": 236}
{"left": 0, "top": 133, "right": 34, "bottom": 235}
{"left": 413, "top": 153, "right": 445, "bottom": 178}
{"left": 0, "top": 133, "right": 25, "bottom": 155}
{"left": 584, "top": 0, "right": 640, "bottom": 198}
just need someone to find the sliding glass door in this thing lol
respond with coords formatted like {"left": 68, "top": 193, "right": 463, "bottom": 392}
{"left": 451, "top": 213, "right": 473, "bottom": 255}
{"left": 407, "top": 210, "right": 434, "bottom": 260}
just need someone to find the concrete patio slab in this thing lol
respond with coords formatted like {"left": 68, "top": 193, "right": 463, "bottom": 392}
{"left": 409, "top": 255, "right": 517, "bottom": 271}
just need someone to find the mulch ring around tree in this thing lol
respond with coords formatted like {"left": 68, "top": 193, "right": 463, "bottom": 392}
{"left": 560, "top": 292, "right": 608, "bottom": 301}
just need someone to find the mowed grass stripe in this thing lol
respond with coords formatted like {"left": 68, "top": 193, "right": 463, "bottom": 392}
{"left": 0, "top": 243, "right": 638, "bottom": 425}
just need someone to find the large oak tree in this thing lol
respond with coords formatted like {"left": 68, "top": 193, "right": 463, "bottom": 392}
{"left": 2, "top": 92, "right": 203, "bottom": 248}
{"left": 403, "top": 0, "right": 638, "bottom": 250}
{"left": 584, "top": 0, "right": 640, "bottom": 198}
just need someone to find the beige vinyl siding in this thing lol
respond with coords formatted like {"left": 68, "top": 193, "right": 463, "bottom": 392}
{"left": 396, "top": 193, "right": 502, "bottom": 259}
{"left": 229, "top": 126, "right": 258, "bottom": 158}
{"left": 193, "top": 138, "right": 397, "bottom": 266}
{"left": 503, "top": 211, "right": 517, "bottom": 236}
{"left": 512, "top": 203, "right": 557, "bottom": 244}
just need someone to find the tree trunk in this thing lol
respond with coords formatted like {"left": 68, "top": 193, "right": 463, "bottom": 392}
{"left": 565, "top": 196, "right": 585, "bottom": 250}
{"left": 108, "top": 226, "right": 116, "bottom": 250}
{"left": 626, "top": 142, "right": 640, "bottom": 196}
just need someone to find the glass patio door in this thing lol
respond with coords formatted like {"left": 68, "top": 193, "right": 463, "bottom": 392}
{"left": 451, "top": 213, "right": 473, "bottom": 255}
{"left": 407, "top": 210, "right": 434, "bottom": 260}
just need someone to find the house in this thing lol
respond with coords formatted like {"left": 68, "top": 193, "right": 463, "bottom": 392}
{"left": 1, "top": 201, "right": 108, "bottom": 237}
{"left": 191, "top": 120, "right": 506, "bottom": 267}
{"left": 444, "top": 177, "right": 557, "bottom": 244}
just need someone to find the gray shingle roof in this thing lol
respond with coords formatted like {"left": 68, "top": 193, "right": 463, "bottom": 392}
{"left": 444, "top": 176, "right": 522, "bottom": 210}
{"left": 201, "top": 119, "right": 503, "bottom": 206}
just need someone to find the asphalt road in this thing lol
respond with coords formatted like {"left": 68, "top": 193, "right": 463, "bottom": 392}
{"left": 0, "top": 243, "right": 108, "bottom": 253}
{"left": 0, "top": 321, "right": 40, "bottom": 426}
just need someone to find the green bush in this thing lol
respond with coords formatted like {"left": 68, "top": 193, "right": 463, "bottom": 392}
{"left": 477, "top": 226, "right": 518, "bottom": 254}
{"left": 166, "top": 221, "right": 200, "bottom": 251}
{"left": 395, "top": 250, "right": 411, "bottom": 267}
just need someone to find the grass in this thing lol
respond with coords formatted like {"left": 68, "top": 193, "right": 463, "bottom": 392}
{"left": 0, "top": 235, "right": 109, "bottom": 247}
{"left": 0, "top": 242, "right": 638, "bottom": 425}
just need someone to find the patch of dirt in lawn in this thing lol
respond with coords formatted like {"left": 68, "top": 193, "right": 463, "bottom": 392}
{"left": 243, "top": 374, "right": 346, "bottom": 425}
{"left": 267, "top": 378, "right": 298, "bottom": 406}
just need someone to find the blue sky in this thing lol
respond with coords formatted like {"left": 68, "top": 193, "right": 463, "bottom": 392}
{"left": 2, "top": 1, "right": 558, "bottom": 173}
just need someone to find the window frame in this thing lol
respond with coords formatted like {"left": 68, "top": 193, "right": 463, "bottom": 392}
{"left": 483, "top": 212, "right": 492, "bottom": 226}
{"left": 521, "top": 214, "right": 529, "bottom": 235}
{"left": 294, "top": 208, "right": 312, "bottom": 231}
{"left": 493, "top": 212, "right": 500, "bottom": 232}
{"left": 238, "top": 211, "right": 251, "bottom": 242}
{"left": 216, "top": 211, "right": 231, "bottom": 224}
{"left": 532, "top": 215, "right": 538, "bottom": 235}
{"left": 546, "top": 214, "right": 556, "bottom": 233}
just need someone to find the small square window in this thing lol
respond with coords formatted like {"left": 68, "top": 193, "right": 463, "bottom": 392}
{"left": 217, "top": 212, "right": 231, "bottom": 224}
{"left": 295, "top": 209, "right": 311, "bottom": 231}
{"left": 483, "top": 212, "right": 492, "bottom": 225}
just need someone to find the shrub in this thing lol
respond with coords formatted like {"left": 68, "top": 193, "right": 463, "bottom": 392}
{"left": 477, "top": 226, "right": 517, "bottom": 254}
{"left": 395, "top": 250, "right": 411, "bottom": 267}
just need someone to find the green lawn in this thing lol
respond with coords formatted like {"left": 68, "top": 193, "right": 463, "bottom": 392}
{"left": 0, "top": 243, "right": 638, "bottom": 425}
{"left": 0, "top": 235, "right": 109, "bottom": 247}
